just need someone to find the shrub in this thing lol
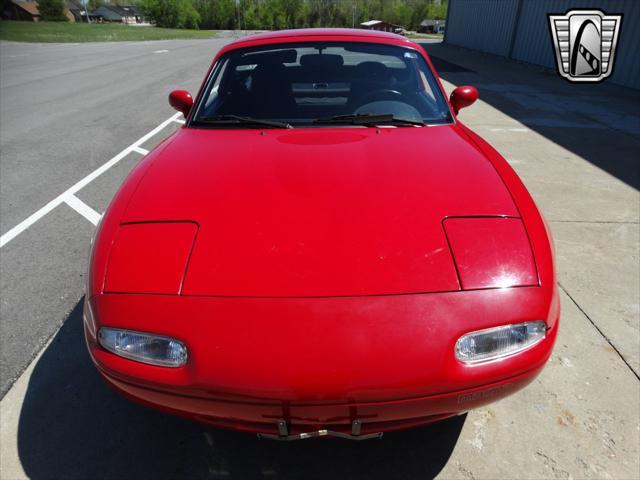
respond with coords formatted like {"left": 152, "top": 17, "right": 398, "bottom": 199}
{"left": 38, "top": 0, "right": 68, "bottom": 21}
{"left": 141, "top": 0, "right": 201, "bottom": 29}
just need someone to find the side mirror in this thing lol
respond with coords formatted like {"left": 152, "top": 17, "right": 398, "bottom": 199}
{"left": 169, "top": 90, "right": 193, "bottom": 117}
{"left": 450, "top": 86, "right": 478, "bottom": 115}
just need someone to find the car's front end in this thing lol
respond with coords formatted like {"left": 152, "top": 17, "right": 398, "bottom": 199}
{"left": 85, "top": 284, "right": 558, "bottom": 438}
{"left": 84, "top": 29, "right": 559, "bottom": 439}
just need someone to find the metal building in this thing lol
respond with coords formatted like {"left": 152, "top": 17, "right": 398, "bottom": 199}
{"left": 444, "top": 0, "right": 639, "bottom": 89}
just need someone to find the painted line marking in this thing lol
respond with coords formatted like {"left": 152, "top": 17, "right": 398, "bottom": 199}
{"left": 153, "top": 49, "right": 169, "bottom": 54}
{"left": 0, "top": 112, "right": 182, "bottom": 248}
{"left": 64, "top": 194, "right": 102, "bottom": 226}
{"left": 132, "top": 146, "right": 149, "bottom": 155}
{"left": 490, "top": 127, "right": 530, "bottom": 132}
{"left": 173, "top": 118, "right": 186, "bottom": 125}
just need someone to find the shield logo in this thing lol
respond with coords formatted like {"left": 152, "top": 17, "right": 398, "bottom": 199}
{"left": 548, "top": 9, "right": 622, "bottom": 83}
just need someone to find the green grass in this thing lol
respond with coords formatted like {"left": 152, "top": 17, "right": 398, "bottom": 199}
{"left": 406, "top": 33, "right": 444, "bottom": 40}
{"left": 0, "top": 21, "right": 218, "bottom": 43}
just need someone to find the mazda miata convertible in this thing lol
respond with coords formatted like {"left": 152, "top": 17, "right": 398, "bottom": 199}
{"left": 84, "top": 29, "right": 559, "bottom": 440}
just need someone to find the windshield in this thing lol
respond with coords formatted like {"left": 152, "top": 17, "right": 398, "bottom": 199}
{"left": 191, "top": 42, "right": 452, "bottom": 128}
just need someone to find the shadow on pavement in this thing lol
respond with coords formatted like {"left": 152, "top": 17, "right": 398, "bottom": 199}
{"left": 421, "top": 43, "right": 640, "bottom": 191}
{"left": 17, "top": 299, "right": 465, "bottom": 480}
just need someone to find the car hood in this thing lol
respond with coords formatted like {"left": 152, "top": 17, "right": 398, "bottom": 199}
{"left": 122, "top": 125, "right": 518, "bottom": 297}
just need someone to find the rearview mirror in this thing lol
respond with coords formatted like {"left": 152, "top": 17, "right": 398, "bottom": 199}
{"left": 450, "top": 86, "right": 478, "bottom": 115}
{"left": 169, "top": 90, "right": 193, "bottom": 117}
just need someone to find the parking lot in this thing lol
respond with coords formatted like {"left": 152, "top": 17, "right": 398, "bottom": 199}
{"left": 1, "top": 34, "right": 639, "bottom": 479}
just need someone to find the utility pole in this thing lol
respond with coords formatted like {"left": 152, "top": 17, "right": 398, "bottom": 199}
{"left": 235, "top": 0, "right": 242, "bottom": 34}
{"left": 352, "top": 1, "right": 356, "bottom": 28}
{"left": 84, "top": 0, "right": 91, "bottom": 23}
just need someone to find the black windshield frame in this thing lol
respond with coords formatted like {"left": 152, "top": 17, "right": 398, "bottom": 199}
{"left": 189, "top": 41, "right": 454, "bottom": 129}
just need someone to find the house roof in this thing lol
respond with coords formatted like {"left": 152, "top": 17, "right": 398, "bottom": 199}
{"left": 108, "top": 5, "right": 140, "bottom": 16}
{"left": 360, "top": 19, "right": 404, "bottom": 29}
{"left": 13, "top": 1, "right": 40, "bottom": 16}
{"left": 66, "top": 0, "right": 84, "bottom": 12}
{"left": 91, "top": 4, "right": 141, "bottom": 19}
{"left": 360, "top": 20, "right": 383, "bottom": 27}
{"left": 420, "top": 19, "right": 445, "bottom": 27}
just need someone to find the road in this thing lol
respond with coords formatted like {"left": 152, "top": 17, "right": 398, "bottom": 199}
{"left": 0, "top": 34, "right": 238, "bottom": 395}
{"left": 1, "top": 34, "right": 639, "bottom": 479}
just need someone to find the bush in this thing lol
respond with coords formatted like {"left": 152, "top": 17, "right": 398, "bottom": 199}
{"left": 141, "top": 0, "right": 201, "bottom": 29}
{"left": 37, "top": 0, "right": 68, "bottom": 21}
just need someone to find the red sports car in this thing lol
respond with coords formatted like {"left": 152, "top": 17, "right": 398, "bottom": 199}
{"left": 84, "top": 29, "right": 559, "bottom": 440}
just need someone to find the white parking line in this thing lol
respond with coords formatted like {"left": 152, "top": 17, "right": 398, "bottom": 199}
{"left": 490, "top": 127, "right": 530, "bottom": 132}
{"left": 131, "top": 146, "right": 150, "bottom": 155}
{"left": 64, "top": 195, "right": 102, "bottom": 226}
{"left": 0, "top": 112, "right": 182, "bottom": 248}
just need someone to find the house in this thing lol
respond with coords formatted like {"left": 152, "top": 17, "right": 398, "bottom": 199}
{"left": 65, "top": 0, "right": 98, "bottom": 22}
{"left": 91, "top": 4, "right": 143, "bottom": 24}
{"left": 419, "top": 19, "right": 446, "bottom": 34}
{"left": 1, "top": 0, "right": 41, "bottom": 21}
{"left": 66, "top": 0, "right": 96, "bottom": 22}
{"left": 360, "top": 20, "right": 405, "bottom": 34}
{"left": 1, "top": 0, "right": 92, "bottom": 22}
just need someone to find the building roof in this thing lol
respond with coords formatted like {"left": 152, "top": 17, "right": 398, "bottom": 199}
{"left": 420, "top": 19, "right": 446, "bottom": 26}
{"left": 13, "top": 1, "right": 40, "bottom": 16}
{"left": 91, "top": 4, "right": 141, "bottom": 19}
{"left": 360, "top": 20, "right": 382, "bottom": 27}
{"left": 360, "top": 19, "right": 404, "bottom": 29}
{"left": 108, "top": 4, "right": 141, "bottom": 16}
{"left": 66, "top": 0, "right": 86, "bottom": 13}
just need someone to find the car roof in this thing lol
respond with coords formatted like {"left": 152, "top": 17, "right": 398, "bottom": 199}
{"left": 225, "top": 28, "right": 414, "bottom": 49}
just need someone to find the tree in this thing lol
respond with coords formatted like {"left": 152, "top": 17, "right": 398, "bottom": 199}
{"left": 194, "top": 0, "right": 236, "bottom": 30}
{"left": 138, "top": 0, "right": 448, "bottom": 32}
{"left": 87, "top": 0, "right": 105, "bottom": 10}
{"left": 141, "top": 0, "right": 200, "bottom": 28}
{"left": 38, "top": 0, "right": 67, "bottom": 21}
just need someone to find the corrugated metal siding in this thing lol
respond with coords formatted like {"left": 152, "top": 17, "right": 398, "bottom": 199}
{"left": 608, "top": 0, "right": 640, "bottom": 89}
{"left": 445, "top": 0, "right": 639, "bottom": 89}
{"left": 445, "top": 0, "right": 520, "bottom": 56}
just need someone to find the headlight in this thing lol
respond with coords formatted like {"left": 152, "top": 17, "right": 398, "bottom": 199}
{"left": 98, "top": 328, "right": 188, "bottom": 367}
{"left": 455, "top": 321, "right": 547, "bottom": 363}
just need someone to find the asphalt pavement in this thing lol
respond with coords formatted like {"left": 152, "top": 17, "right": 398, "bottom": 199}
{"left": 1, "top": 34, "right": 639, "bottom": 479}
{"left": 0, "top": 34, "right": 239, "bottom": 396}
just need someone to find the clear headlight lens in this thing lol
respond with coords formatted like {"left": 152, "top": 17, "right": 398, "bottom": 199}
{"left": 455, "top": 321, "right": 547, "bottom": 363}
{"left": 98, "top": 328, "right": 187, "bottom": 367}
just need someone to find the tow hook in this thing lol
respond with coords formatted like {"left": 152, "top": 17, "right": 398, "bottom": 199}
{"left": 257, "top": 419, "right": 384, "bottom": 441}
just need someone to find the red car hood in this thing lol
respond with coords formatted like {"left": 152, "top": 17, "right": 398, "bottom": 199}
{"left": 123, "top": 125, "right": 518, "bottom": 297}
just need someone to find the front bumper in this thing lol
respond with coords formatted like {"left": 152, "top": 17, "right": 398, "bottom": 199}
{"left": 84, "top": 286, "right": 559, "bottom": 433}
{"left": 97, "top": 360, "right": 549, "bottom": 436}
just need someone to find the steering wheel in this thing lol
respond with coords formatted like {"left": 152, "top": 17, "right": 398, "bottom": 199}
{"left": 357, "top": 89, "right": 403, "bottom": 105}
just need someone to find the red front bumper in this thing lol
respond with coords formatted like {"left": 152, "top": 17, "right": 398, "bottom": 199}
{"left": 97, "top": 362, "right": 548, "bottom": 436}
{"left": 84, "top": 286, "right": 559, "bottom": 434}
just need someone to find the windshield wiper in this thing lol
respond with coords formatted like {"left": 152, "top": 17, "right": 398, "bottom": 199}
{"left": 313, "top": 113, "right": 425, "bottom": 127}
{"left": 193, "top": 115, "right": 292, "bottom": 129}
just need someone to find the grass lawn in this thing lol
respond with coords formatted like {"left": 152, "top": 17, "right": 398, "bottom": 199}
{"left": 0, "top": 21, "right": 218, "bottom": 42}
{"left": 407, "top": 33, "right": 444, "bottom": 40}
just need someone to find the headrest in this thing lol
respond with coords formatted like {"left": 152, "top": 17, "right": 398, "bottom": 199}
{"left": 355, "top": 61, "right": 391, "bottom": 79}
